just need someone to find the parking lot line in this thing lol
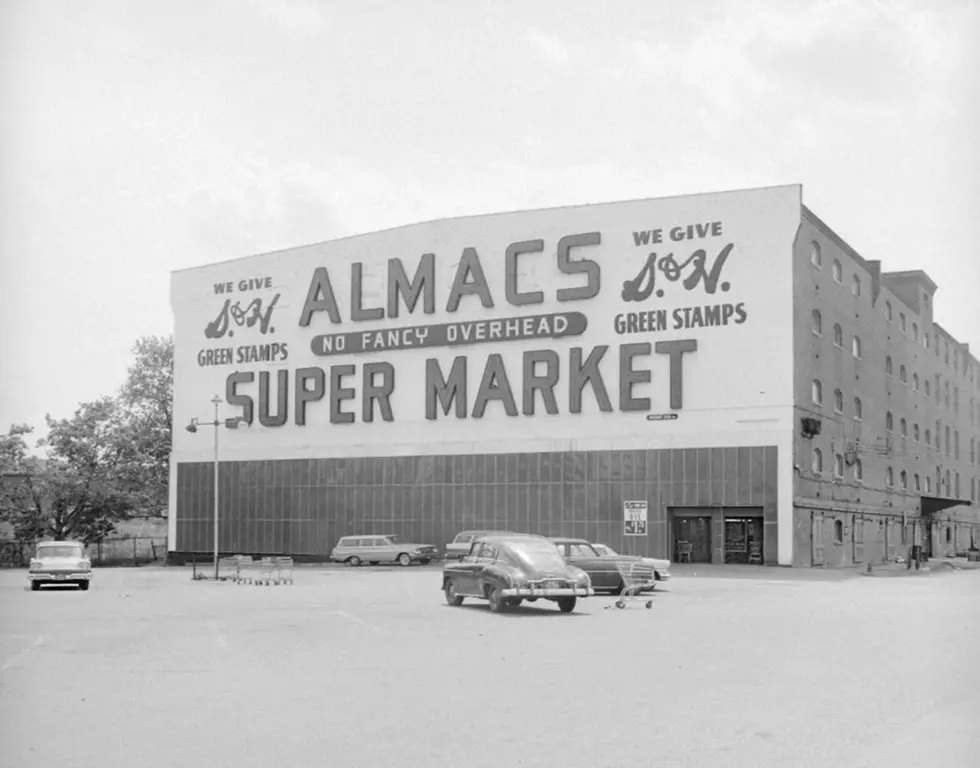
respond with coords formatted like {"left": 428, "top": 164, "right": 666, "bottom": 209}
{"left": 325, "top": 609, "right": 380, "bottom": 631}
{"left": 1, "top": 636, "right": 44, "bottom": 673}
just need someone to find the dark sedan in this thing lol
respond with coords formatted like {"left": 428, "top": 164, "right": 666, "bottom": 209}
{"left": 442, "top": 534, "right": 594, "bottom": 613}
{"left": 550, "top": 537, "right": 652, "bottom": 595}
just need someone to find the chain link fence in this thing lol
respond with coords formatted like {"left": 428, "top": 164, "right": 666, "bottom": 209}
{"left": 0, "top": 536, "right": 167, "bottom": 568}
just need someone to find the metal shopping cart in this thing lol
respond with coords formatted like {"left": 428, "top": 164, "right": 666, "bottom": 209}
{"left": 232, "top": 556, "right": 294, "bottom": 586}
{"left": 609, "top": 559, "right": 657, "bottom": 610}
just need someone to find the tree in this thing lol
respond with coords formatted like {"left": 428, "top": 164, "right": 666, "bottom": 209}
{"left": 0, "top": 424, "right": 42, "bottom": 541}
{"left": 0, "top": 400, "right": 139, "bottom": 543}
{"left": 117, "top": 335, "right": 173, "bottom": 516}
{"left": 0, "top": 334, "right": 174, "bottom": 543}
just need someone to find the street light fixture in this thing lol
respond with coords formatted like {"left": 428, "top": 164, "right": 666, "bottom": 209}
{"left": 185, "top": 394, "right": 246, "bottom": 580}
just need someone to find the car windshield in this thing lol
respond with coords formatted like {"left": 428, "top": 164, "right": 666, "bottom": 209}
{"left": 385, "top": 535, "right": 404, "bottom": 544}
{"left": 39, "top": 545, "right": 82, "bottom": 559}
{"left": 503, "top": 540, "right": 567, "bottom": 570}
{"left": 454, "top": 534, "right": 473, "bottom": 543}
{"left": 598, "top": 545, "right": 617, "bottom": 556}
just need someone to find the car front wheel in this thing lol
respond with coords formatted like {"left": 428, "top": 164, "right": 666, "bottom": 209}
{"left": 557, "top": 597, "right": 577, "bottom": 613}
{"left": 397, "top": 553, "right": 411, "bottom": 567}
{"left": 30, "top": 581, "right": 40, "bottom": 592}
{"left": 79, "top": 581, "right": 90, "bottom": 591}
{"left": 444, "top": 580, "right": 464, "bottom": 606}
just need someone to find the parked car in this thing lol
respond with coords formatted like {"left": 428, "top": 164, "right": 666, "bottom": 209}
{"left": 550, "top": 537, "right": 658, "bottom": 595}
{"left": 331, "top": 534, "right": 440, "bottom": 567}
{"left": 445, "top": 529, "right": 524, "bottom": 560}
{"left": 593, "top": 543, "right": 672, "bottom": 585}
{"left": 442, "top": 534, "right": 594, "bottom": 613}
{"left": 28, "top": 540, "right": 92, "bottom": 591}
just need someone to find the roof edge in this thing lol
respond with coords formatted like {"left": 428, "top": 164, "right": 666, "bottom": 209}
{"left": 171, "top": 183, "right": 803, "bottom": 275}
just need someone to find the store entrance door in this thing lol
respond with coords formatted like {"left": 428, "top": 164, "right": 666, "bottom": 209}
{"left": 673, "top": 516, "right": 712, "bottom": 563}
{"left": 724, "top": 517, "right": 764, "bottom": 564}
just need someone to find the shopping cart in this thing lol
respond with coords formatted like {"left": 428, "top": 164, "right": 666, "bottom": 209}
{"left": 273, "top": 557, "right": 294, "bottom": 585}
{"left": 232, "top": 556, "right": 293, "bottom": 586}
{"left": 609, "top": 559, "right": 657, "bottom": 610}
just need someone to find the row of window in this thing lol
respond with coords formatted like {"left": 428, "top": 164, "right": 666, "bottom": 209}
{"left": 810, "top": 312, "right": 865, "bottom": 357}
{"left": 810, "top": 311, "right": 979, "bottom": 425}
{"left": 809, "top": 242, "right": 862, "bottom": 296}
{"left": 808, "top": 240, "right": 978, "bottom": 389}
{"left": 808, "top": 448, "right": 979, "bottom": 501}
{"left": 810, "top": 380, "right": 979, "bottom": 465}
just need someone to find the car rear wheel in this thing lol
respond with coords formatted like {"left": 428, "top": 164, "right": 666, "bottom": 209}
{"left": 369, "top": 561, "right": 380, "bottom": 565}
{"left": 506, "top": 597, "right": 523, "bottom": 607}
{"left": 31, "top": 581, "right": 40, "bottom": 592}
{"left": 79, "top": 581, "right": 90, "bottom": 591}
{"left": 486, "top": 585, "right": 506, "bottom": 613}
{"left": 557, "top": 597, "right": 577, "bottom": 613}
{"left": 397, "top": 553, "right": 411, "bottom": 567}
{"left": 347, "top": 556, "right": 362, "bottom": 567}
{"left": 444, "top": 580, "right": 464, "bottom": 606}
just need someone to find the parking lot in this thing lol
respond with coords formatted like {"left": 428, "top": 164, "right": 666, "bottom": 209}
{"left": 2, "top": 564, "right": 978, "bottom": 768}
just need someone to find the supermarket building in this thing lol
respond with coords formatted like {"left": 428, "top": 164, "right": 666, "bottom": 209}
{"left": 168, "top": 184, "right": 980, "bottom": 567}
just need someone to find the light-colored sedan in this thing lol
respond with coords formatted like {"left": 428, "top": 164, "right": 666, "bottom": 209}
{"left": 445, "top": 530, "right": 523, "bottom": 560}
{"left": 331, "top": 534, "right": 440, "bottom": 567}
{"left": 593, "top": 543, "right": 672, "bottom": 585}
{"left": 28, "top": 540, "right": 93, "bottom": 591}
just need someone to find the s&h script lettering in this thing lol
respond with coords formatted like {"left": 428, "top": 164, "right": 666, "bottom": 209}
{"left": 621, "top": 244, "right": 734, "bottom": 303}
{"left": 206, "top": 295, "right": 280, "bottom": 340}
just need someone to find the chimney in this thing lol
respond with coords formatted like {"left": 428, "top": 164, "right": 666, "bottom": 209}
{"left": 867, "top": 260, "right": 882, "bottom": 308}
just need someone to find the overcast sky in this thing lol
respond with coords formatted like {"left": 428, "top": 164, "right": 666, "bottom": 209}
{"left": 2, "top": 0, "right": 978, "bottom": 443}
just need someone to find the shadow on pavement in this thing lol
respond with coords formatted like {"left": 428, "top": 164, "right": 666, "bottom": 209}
{"left": 450, "top": 603, "right": 587, "bottom": 618}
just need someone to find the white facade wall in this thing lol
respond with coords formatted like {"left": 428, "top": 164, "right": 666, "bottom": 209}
{"left": 170, "top": 185, "right": 802, "bottom": 563}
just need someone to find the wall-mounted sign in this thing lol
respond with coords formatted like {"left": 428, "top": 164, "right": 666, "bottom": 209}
{"left": 171, "top": 185, "right": 800, "bottom": 459}
{"left": 624, "top": 500, "right": 648, "bottom": 536}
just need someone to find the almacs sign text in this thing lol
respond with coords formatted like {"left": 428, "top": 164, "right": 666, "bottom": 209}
{"left": 194, "top": 219, "right": 750, "bottom": 429}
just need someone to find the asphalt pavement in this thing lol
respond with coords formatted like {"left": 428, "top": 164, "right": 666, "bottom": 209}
{"left": 1, "top": 564, "right": 978, "bottom": 768}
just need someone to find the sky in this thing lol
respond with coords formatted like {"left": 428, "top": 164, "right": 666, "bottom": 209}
{"left": 1, "top": 0, "right": 978, "bottom": 446}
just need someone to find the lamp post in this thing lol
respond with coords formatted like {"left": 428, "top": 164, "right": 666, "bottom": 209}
{"left": 185, "top": 395, "right": 246, "bottom": 580}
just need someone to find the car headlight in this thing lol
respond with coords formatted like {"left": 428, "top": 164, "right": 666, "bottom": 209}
{"left": 80, "top": 560, "right": 91, "bottom": 569}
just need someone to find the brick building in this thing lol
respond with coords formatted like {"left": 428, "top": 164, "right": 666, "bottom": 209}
{"left": 167, "top": 185, "right": 978, "bottom": 567}
{"left": 792, "top": 208, "right": 979, "bottom": 565}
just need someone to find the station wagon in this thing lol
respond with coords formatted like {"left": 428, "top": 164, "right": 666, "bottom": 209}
{"left": 331, "top": 534, "right": 439, "bottom": 567}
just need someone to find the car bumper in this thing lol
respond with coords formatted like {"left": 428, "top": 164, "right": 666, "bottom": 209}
{"left": 30, "top": 572, "right": 92, "bottom": 582}
{"left": 501, "top": 586, "right": 594, "bottom": 598}
{"left": 656, "top": 572, "right": 671, "bottom": 581}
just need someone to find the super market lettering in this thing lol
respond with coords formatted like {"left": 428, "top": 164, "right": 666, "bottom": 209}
{"left": 223, "top": 339, "right": 698, "bottom": 427}
{"left": 296, "top": 233, "right": 601, "bottom": 327}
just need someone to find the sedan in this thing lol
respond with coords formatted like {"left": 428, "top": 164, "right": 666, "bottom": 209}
{"left": 442, "top": 534, "right": 593, "bottom": 613}
{"left": 593, "top": 543, "right": 672, "bottom": 585}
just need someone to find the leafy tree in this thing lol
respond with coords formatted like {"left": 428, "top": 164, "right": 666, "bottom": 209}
{"left": 0, "top": 424, "right": 43, "bottom": 541}
{"left": 0, "top": 334, "right": 173, "bottom": 544}
{"left": 117, "top": 335, "right": 173, "bottom": 516}
{"left": 0, "top": 400, "right": 139, "bottom": 543}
